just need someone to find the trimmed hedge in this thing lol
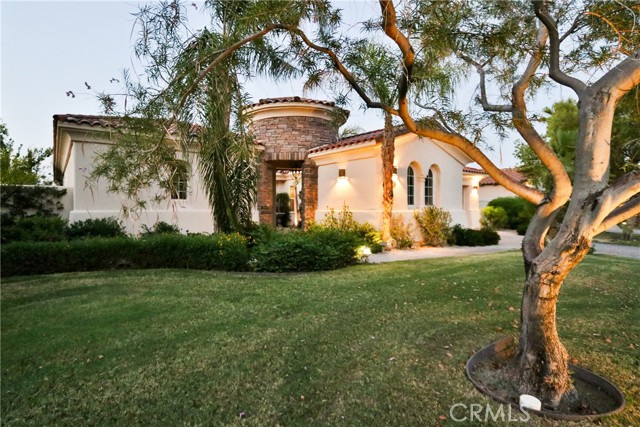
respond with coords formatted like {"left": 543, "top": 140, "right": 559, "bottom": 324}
{"left": 1, "top": 233, "right": 248, "bottom": 277}
{"left": 449, "top": 225, "right": 500, "bottom": 247}
{"left": 253, "top": 229, "right": 360, "bottom": 272}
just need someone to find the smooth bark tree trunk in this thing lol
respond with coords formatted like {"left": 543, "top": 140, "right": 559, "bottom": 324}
{"left": 516, "top": 93, "right": 618, "bottom": 409}
{"left": 517, "top": 235, "right": 590, "bottom": 408}
{"left": 381, "top": 112, "right": 395, "bottom": 246}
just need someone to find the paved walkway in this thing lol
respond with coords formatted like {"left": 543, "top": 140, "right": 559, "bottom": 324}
{"left": 369, "top": 230, "right": 640, "bottom": 263}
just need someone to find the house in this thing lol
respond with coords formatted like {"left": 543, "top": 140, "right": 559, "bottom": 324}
{"left": 474, "top": 167, "right": 527, "bottom": 208}
{"left": 53, "top": 97, "right": 522, "bottom": 235}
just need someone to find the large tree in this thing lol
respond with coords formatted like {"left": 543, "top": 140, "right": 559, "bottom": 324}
{"left": 257, "top": 0, "right": 639, "bottom": 408}
{"left": 99, "top": 0, "right": 639, "bottom": 410}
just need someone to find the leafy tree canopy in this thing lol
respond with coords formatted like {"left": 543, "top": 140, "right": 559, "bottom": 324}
{"left": 0, "top": 122, "right": 52, "bottom": 185}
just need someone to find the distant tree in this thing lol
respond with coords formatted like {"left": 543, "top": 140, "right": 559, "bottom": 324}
{"left": 0, "top": 122, "right": 52, "bottom": 185}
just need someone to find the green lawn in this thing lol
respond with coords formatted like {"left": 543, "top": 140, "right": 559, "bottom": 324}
{"left": 2, "top": 252, "right": 638, "bottom": 426}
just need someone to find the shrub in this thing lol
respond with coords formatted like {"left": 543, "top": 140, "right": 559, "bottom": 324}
{"left": 253, "top": 228, "right": 360, "bottom": 272}
{"left": 141, "top": 221, "right": 181, "bottom": 236}
{"left": 1, "top": 233, "right": 249, "bottom": 277}
{"left": 516, "top": 223, "right": 529, "bottom": 236}
{"left": 390, "top": 214, "right": 414, "bottom": 249}
{"left": 240, "top": 222, "right": 275, "bottom": 249}
{"left": 480, "top": 206, "right": 509, "bottom": 230}
{"left": 1, "top": 214, "right": 68, "bottom": 243}
{"left": 449, "top": 224, "right": 500, "bottom": 246}
{"left": 414, "top": 206, "right": 451, "bottom": 247}
{"left": 316, "top": 204, "right": 383, "bottom": 253}
{"left": 487, "top": 197, "right": 535, "bottom": 230}
{"left": 67, "top": 217, "right": 126, "bottom": 239}
{"left": 0, "top": 185, "right": 67, "bottom": 217}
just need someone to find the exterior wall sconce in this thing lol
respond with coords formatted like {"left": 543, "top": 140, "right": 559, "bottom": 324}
{"left": 392, "top": 167, "right": 399, "bottom": 186}
{"left": 472, "top": 185, "right": 479, "bottom": 190}
{"left": 338, "top": 168, "right": 348, "bottom": 181}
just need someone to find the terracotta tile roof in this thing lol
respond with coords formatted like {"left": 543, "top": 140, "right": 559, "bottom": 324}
{"left": 53, "top": 114, "right": 202, "bottom": 136}
{"left": 54, "top": 114, "right": 122, "bottom": 128}
{"left": 462, "top": 166, "right": 486, "bottom": 175}
{"left": 246, "top": 96, "right": 337, "bottom": 108}
{"left": 480, "top": 167, "right": 526, "bottom": 185}
{"left": 308, "top": 126, "right": 411, "bottom": 154}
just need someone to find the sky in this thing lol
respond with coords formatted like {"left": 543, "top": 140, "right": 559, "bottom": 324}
{"left": 1, "top": 1, "right": 568, "bottom": 169}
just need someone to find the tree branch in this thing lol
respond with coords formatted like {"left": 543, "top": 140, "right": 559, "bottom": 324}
{"left": 283, "top": 25, "right": 398, "bottom": 116}
{"left": 458, "top": 54, "right": 512, "bottom": 113}
{"left": 592, "top": 48, "right": 640, "bottom": 103}
{"left": 532, "top": 0, "right": 587, "bottom": 97}
{"left": 511, "top": 24, "right": 573, "bottom": 209}
{"left": 596, "top": 195, "right": 640, "bottom": 234}
{"left": 378, "top": 0, "right": 544, "bottom": 205}
{"left": 173, "top": 24, "right": 287, "bottom": 115}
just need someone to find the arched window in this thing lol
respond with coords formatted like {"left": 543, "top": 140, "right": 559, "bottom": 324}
{"left": 407, "top": 166, "right": 415, "bottom": 205}
{"left": 424, "top": 169, "right": 434, "bottom": 206}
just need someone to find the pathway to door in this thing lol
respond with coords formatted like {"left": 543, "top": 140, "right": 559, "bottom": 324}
{"left": 368, "top": 230, "right": 640, "bottom": 263}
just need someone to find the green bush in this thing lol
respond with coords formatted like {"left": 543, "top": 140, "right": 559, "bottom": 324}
{"left": 316, "top": 204, "right": 383, "bottom": 253}
{"left": 141, "top": 221, "right": 181, "bottom": 236}
{"left": 67, "top": 217, "right": 127, "bottom": 239}
{"left": 487, "top": 197, "right": 535, "bottom": 230}
{"left": 414, "top": 206, "right": 451, "bottom": 247}
{"left": 1, "top": 233, "right": 249, "bottom": 277}
{"left": 390, "top": 214, "right": 414, "bottom": 249}
{"left": 1, "top": 214, "right": 68, "bottom": 243}
{"left": 449, "top": 224, "right": 500, "bottom": 246}
{"left": 480, "top": 206, "right": 509, "bottom": 230}
{"left": 253, "top": 228, "right": 360, "bottom": 272}
{"left": 516, "top": 223, "right": 529, "bottom": 236}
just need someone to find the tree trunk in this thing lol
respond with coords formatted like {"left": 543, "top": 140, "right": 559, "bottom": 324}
{"left": 381, "top": 112, "right": 395, "bottom": 246}
{"left": 517, "top": 243, "right": 587, "bottom": 408}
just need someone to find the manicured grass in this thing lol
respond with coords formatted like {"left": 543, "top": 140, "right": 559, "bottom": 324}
{"left": 2, "top": 252, "right": 638, "bottom": 426}
{"left": 593, "top": 231, "right": 640, "bottom": 247}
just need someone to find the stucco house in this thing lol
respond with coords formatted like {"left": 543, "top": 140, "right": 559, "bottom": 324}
{"left": 53, "top": 97, "right": 518, "bottom": 234}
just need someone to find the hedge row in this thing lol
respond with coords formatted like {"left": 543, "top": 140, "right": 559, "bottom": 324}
{"left": 1, "top": 233, "right": 249, "bottom": 277}
{"left": 1, "top": 228, "right": 365, "bottom": 277}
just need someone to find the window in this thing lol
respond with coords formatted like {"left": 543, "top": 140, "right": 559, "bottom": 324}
{"left": 425, "top": 169, "right": 434, "bottom": 206}
{"left": 407, "top": 166, "right": 415, "bottom": 205}
{"left": 171, "top": 163, "right": 188, "bottom": 200}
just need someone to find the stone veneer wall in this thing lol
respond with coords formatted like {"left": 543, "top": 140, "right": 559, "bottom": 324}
{"left": 251, "top": 116, "right": 340, "bottom": 160}
{"left": 251, "top": 113, "right": 340, "bottom": 226}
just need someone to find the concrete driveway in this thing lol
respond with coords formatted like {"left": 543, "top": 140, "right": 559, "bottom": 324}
{"left": 369, "top": 230, "right": 640, "bottom": 263}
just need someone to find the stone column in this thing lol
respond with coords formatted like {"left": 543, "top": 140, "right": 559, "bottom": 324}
{"left": 301, "top": 159, "right": 318, "bottom": 228}
{"left": 258, "top": 160, "right": 276, "bottom": 226}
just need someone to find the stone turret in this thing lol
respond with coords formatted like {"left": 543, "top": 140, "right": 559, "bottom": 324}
{"left": 245, "top": 97, "right": 348, "bottom": 226}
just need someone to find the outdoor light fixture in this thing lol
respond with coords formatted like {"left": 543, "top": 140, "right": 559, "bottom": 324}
{"left": 392, "top": 167, "right": 399, "bottom": 186}
{"left": 338, "top": 168, "right": 348, "bottom": 181}
{"left": 473, "top": 185, "right": 479, "bottom": 190}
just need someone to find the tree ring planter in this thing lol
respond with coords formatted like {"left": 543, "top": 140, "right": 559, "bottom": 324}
{"left": 465, "top": 336, "right": 625, "bottom": 421}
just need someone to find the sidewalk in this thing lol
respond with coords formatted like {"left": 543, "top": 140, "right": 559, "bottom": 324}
{"left": 369, "top": 230, "right": 523, "bottom": 263}
{"left": 368, "top": 230, "right": 640, "bottom": 263}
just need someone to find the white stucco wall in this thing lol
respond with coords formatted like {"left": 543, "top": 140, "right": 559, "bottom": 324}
{"left": 312, "top": 134, "right": 480, "bottom": 238}
{"left": 57, "top": 127, "right": 215, "bottom": 234}
{"left": 479, "top": 185, "right": 518, "bottom": 208}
